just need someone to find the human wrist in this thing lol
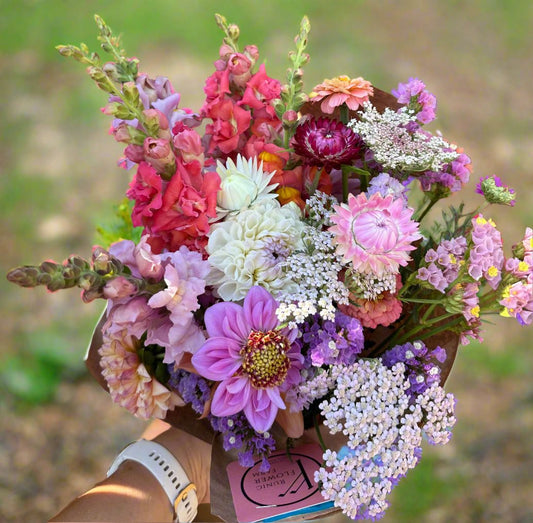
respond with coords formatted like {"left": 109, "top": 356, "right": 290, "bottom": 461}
{"left": 153, "top": 427, "right": 211, "bottom": 505}
{"left": 107, "top": 437, "right": 199, "bottom": 522}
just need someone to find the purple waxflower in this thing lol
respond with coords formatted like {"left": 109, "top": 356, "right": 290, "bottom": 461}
{"left": 192, "top": 286, "right": 303, "bottom": 433}
{"left": 292, "top": 117, "right": 362, "bottom": 169}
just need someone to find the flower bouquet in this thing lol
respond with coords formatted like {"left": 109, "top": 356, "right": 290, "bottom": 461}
{"left": 7, "top": 13, "right": 532, "bottom": 522}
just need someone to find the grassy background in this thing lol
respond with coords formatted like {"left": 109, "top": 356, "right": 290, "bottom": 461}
{"left": 1, "top": 1, "right": 532, "bottom": 521}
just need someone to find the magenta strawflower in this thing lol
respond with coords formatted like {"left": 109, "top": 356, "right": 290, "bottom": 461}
{"left": 329, "top": 192, "right": 422, "bottom": 277}
{"left": 191, "top": 286, "right": 303, "bottom": 433}
{"left": 292, "top": 117, "right": 361, "bottom": 169}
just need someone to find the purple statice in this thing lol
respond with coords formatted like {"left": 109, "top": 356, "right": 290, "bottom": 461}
{"left": 367, "top": 172, "right": 408, "bottom": 204}
{"left": 505, "top": 256, "right": 531, "bottom": 279}
{"left": 462, "top": 282, "right": 481, "bottom": 325}
{"left": 210, "top": 412, "right": 277, "bottom": 472}
{"left": 476, "top": 175, "right": 516, "bottom": 206}
{"left": 468, "top": 214, "right": 504, "bottom": 290}
{"left": 168, "top": 367, "right": 276, "bottom": 471}
{"left": 392, "top": 77, "right": 437, "bottom": 124}
{"left": 301, "top": 311, "right": 365, "bottom": 367}
{"left": 381, "top": 340, "right": 446, "bottom": 397}
{"left": 499, "top": 280, "right": 533, "bottom": 326}
{"left": 167, "top": 368, "right": 211, "bottom": 415}
{"left": 416, "top": 236, "right": 467, "bottom": 293}
{"left": 418, "top": 151, "right": 471, "bottom": 193}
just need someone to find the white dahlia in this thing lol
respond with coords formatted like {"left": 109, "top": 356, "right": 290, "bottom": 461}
{"left": 207, "top": 199, "right": 304, "bottom": 301}
{"left": 215, "top": 154, "right": 278, "bottom": 217}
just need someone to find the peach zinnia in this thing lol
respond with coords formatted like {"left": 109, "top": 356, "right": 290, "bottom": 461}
{"left": 309, "top": 75, "right": 374, "bottom": 114}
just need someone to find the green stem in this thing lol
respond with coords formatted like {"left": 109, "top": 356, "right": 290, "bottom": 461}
{"left": 399, "top": 298, "right": 445, "bottom": 305}
{"left": 394, "top": 312, "right": 460, "bottom": 345}
{"left": 414, "top": 194, "right": 439, "bottom": 223}
{"left": 309, "top": 167, "right": 323, "bottom": 196}
{"left": 341, "top": 165, "right": 350, "bottom": 203}
{"left": 314, "top": 416, "right": 327, "bottom": 452}
{"left": 340, "top": 104, "right": 350, "bottom": 125}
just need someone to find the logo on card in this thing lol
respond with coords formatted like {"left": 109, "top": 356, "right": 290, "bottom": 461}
{"left": 240, "top": 452, "right": 320, "bottom": 507}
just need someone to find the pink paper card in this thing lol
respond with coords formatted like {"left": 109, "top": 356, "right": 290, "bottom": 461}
{"left": 227, "top": 443, "right": 334, "bottom": 523}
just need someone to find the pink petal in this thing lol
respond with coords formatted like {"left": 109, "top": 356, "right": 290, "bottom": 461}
{"left": 211, "top": 377, "right": 250, "bottom": 417}
{"left": 204, "top": 302, "right": 250, "bottom": 341}
{"left": 266, "top": 387, "right": 286, "bottom": 409}
{"left": 191, "top": 337, "right": 242, "bottom": 380}
{"left": 244, "top": 390, "right": 278, "bottom": 433}
{"left": 243, "top": 286, "right": 278, "bottom": 331}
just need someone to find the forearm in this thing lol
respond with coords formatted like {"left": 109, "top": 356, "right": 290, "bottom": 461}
{"left": 50, "top": 426, "right": 211, "bottom": 522}
{"left": 49, "top": 458, "right": 174, "bottom": 522}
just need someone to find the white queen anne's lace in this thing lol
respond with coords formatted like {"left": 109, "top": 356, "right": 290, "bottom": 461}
{"left": 349, "top": 103, "right": 459, "bottom": 172}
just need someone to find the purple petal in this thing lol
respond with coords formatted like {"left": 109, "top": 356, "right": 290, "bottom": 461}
{"left": 243, "top": 286, "right": 278, "bottom": 331}
{"left": 191, "top": 337, "right": 242, "bottom": 380}
{"left": 204, "top": 302, "right": 250, "bottom": 342}
{"left": 266, "top": 387, "right": 286, "bottom": 409}
{"left": 211, "top": 377, "right": 250, "bottom": 417}
{"left": 244, "top": 390, "right": 278, "bottom": 432}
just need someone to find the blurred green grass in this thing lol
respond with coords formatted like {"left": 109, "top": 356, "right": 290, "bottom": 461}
{"left": 1, "top": 1, "right": 532, "bottom": 521}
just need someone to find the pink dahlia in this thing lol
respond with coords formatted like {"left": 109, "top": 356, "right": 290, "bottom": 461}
{"left": 309, "top": 75, "right": 373, "bottom": 114}
{"left": 99, "top": 328, "right": 182, "bottom": 420}
{"left": 292, "top": 117, "right": 361, "bottom": 169}
{"left": 329, "top": 192, "right": 422, "bottom": 277}
{"left": 191, "top": 286, "right": 303, "bottom": 433}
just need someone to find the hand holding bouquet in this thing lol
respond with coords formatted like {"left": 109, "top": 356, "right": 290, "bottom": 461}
{"left": 8, "top": 13, "right": 531, "bottom": 521}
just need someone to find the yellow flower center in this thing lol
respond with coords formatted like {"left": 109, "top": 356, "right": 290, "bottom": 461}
{"left": 487, "top": 265, "right": 499, "bottom": 277}
{"left": 240, "top": 330, "right": 290, "bottom": 389}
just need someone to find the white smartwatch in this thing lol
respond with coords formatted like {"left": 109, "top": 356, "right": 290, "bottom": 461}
{"left": 107, "top": 439, "right": 198, "bottom": 522}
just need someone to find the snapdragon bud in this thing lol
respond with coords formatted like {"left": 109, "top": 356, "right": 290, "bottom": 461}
{"left": 143, "top": 137, "right": 176, "bottom": 179}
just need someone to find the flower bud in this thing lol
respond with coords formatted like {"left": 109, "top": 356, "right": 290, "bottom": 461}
{"left": 173, "top": 124, "right": 204, "bottom": 165}
{"left": 282, "top": 110, "right": 298, "bottom": 124}
{"left": 6, "top": 266, "right": 40, "bottom": 288}
{"left": 124, "top": 144, "right": 145, "bottom": 164}
{"left": 218, "top": 43, "right": 234, "bottom": 60}
{"left": 92, "top": 247, "right": 113, "bottom": 274}
{"left": 244, "top": 45, "right": 259, "bottom": 63}
{"left": 143, "top": 137, "right": 176, "bottom": 178}
{"left": 103, "top": 276, "right": 137, "bottom": 299}
{"left": 102, "top": 62, "right": 120, "bottom": 82}
{"left": 228, "top": 24, "right": 240, "bottom": 40}
{"left": 40, "top": 261, "right": 59, "bottom": 274}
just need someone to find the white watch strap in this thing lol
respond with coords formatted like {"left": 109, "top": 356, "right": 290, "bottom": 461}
{"left": 107, "top": 439, "right": 198, "bottom": 522}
